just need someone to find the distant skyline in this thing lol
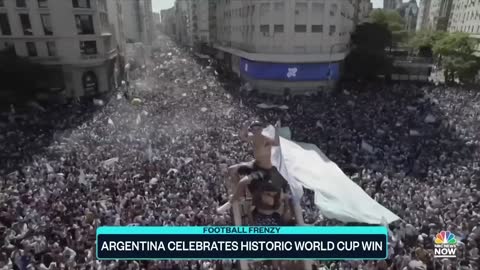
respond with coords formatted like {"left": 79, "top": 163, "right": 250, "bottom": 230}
{"left": 151, "top": 0, "right": 387, "bottom": 12}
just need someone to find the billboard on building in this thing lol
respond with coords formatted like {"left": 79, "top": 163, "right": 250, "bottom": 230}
{"left": 240, "top": 58, "right": 340, "bottom": 81}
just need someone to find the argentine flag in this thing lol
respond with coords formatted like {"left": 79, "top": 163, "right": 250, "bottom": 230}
{"left": 264, "top": 125, "right": 400, "bottom": 224}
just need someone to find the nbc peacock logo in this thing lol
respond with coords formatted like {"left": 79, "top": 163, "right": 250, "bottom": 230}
{"left": 434, "top": 231, "right": 457, "bottom": 258}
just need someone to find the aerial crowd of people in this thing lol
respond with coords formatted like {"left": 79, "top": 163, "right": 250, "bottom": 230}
{"left": 0, "top": 36, "right": 479, "bottom": 270}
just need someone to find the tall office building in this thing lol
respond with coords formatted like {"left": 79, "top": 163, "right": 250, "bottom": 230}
{"left": 153, "top": 12, "right": 160, "bottom": 24}
{"left": 384, "top": 0, "right": 403, "bottom": 10}
{"left": 161, "top": 7, "right": 176, "bottom": 38}
{"left": 416, "top": 0, "right": 430, "bottom": 31}
{"left": 0, "top": 0, "right": 122, "bottom": 97}
{"left": 174, "top": 0, "right": 193, "bottom": 46}
{"left": 417, "top": 0, "right": 452, "bottom": 31}
{"left": 107, "top": 0, "right": 126, "bottom": 60}
{"left": 398, "top": 0, "right": 418, "bottom": 32}
{"left": 448, "top": 0, "right": 480, "bottom": 34}
{"left": 123, "top": 0, "right": 153, "bottom": 46}
{"left": 354, "top": 0, "right": 373, "bottom": 24}
{"left": 193, "top": 0, "right": 214, "bottom": 44}
{"left": 428, "top": 0, "right": 452, "bottom": 30}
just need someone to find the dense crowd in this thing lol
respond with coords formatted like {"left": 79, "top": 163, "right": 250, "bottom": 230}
{"left": 0, "top": 36, "right": 479, "bottom": 270}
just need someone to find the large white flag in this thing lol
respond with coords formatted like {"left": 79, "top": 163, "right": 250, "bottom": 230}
{"left": 264, "top": 125, "right": 400, "bottom": 224}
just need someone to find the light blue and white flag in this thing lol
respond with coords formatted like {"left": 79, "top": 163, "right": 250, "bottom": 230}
{"left": 264, "top": 125, "right": 400, "bottom": 224}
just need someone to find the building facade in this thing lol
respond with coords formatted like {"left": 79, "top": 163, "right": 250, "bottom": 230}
{"left": 398, "top": 0, "right": 418, "bottom": 32}
{"left": 213, "top": 0, "right": 355, "bottom": 93}
{"left": 153, "top": 11, "right": 160, "bottom": 24}
{"left": 447, "top": 0, "right": 480, "bottom": 81}
{"left": 448, "top": 0, "right": 480, "bottom": 34}
{"left": 161, "top": 7, "right": 176, "bottom": 38}
{"left": 194, "top": 0, "right": 211, "bottom": 44}
{"left": 0, "top": 0, "right": 121, "bottom": 97}
{"left": 416, "top": 0, "right": 430, "bottom": 31}
{"left": 106, "top": 0, "right": 126, "bottom": 80}
{"left": 106, "top": 0, "right": 125, "bottom": 54}
{"left": 174, "top": 0, "right": 193, "bottom": 46}
{"left": 384, "top": 0, "right": 402, "bottom": 10}
{"left": 428, "top": 0, "right": 451, "bottom": 30}
{"left": 123, "top": 0, "right": 153, "bottom": 46}
{"left": 417, "top": 0, "right": 452, "bottom": 31}
{"left": 354, "top": 0, "right": 373, "bottom": 24}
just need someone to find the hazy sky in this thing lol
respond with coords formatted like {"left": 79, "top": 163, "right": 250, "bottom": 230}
{"left": 151, "top": 0, "right": 385, "bottom": 12}
{"left": 152, "top": 0, "right": 175, "bottom": 12}
{"left": 372, "top": 0, "right": 383, "bottom": 8}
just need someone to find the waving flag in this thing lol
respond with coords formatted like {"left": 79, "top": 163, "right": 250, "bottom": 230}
{"left": 264, "top": 125, "right": 400, "bottom": 224}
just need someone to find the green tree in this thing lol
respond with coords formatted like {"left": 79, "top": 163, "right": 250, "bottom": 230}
{"left": 409, "top": 31, "right": 446, "bottom": 57}
{"left": 370, "top": 9, "right": 408, "bottom": 46}
{"left": 344, "top": 23, "right": 394, "bottom": 81}
{"left": 351, "top": 22, "right": 392, "bottom": 51}
{"left": 433, "top": 32, "right": 480, "bottom": 84}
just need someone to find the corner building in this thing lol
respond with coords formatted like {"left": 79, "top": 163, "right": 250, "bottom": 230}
{"left": 0, "top": 0, "right": 123, "bottom": 97}
{"left": 214, "top": 0, "right": 355, "bottom": 94}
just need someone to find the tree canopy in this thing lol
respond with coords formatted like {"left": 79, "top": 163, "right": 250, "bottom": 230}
{"left": 370, "top": 9, "right": 408, "bottom": 45}
{"left": 344, "top": 23, "right": 393, "bottom": 81}
{"left": 433, "top": 32, "right": 477, "bottom": 57}
{"left": 351, "top": 22, "right": 392, "bottom": 51}
{"left": 408, "top": 31, "right": 446, "bottom": 57}
{"left": 432, "top": 32, "right": 480, "bottom": 84}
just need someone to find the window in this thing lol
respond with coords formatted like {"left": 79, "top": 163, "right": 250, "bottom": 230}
{"left": 3, "top": 41, "right": 15, "bottom": 54}
{"left": 312, "top": 25, "right": 323, "bottom": 33}
{"left": 260, "top": 24, "right": 269, "bottom": 33}
{"left": 46, "top": 41, "right": 56, "bottom": 56}
{"left": 75, "top": 15, "right": 94, "bottom": 34}
{"left": 260, "top": 3, "right": 270, "bottom": 16}
{"left": 330, "top": 4, "right": 338, "bottom": 16}
{"left": 274, "top": 2, "right": 284, "bottom": 12}
{"left": 38, "top": 0, "right": 48, "bottom": 8}
{"left": 26, "top": 42, "right": 37, "bottom": 56}
{"left": 100, "top": 12, "right": 109, "bottom": 31}
{"left": 329, "top": 25, "right": 336, "bottom": 35}
{"left": 80, "top": 40, "right": 97, "bottom": 55}
{"left": 274, "top": 24, "right": 284, "bottom": 33}
{"left": 73, "top": 0, "right": 91, "bottom": 8}
{"left": 16, "top": 0, "right": 26, "bottom": 8}
{"left": 4, "top": 41, "right": 13, "bottom": 48}
{"left": 295, "top": 3, "right": 307, "bottom": 16}
{"left": 97, "top": 0, "right": 106, "bottom": 10}
{"left": 312, "top": 3, "right": 325, "bottom": 12}
{"left": 103, "top": 36, "right": 111, "bottom": 51}
{"left": 0, "top": 13, "right": 11, "bottom": 35}
{"left": 41, "top": 14, "right": 52, "bottom": 35}
{"left": 295, "top": 24, "right": 307, "bottom": 33}
{"left": 19, "top": 14, "right": 32, "bottom": 35}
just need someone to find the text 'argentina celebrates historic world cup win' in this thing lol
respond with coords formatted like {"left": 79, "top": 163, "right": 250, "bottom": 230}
{"left": 96, "top": 226, "right": 388, "bottom": 260}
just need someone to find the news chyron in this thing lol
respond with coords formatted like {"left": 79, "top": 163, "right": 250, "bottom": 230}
{"left": 96, "top": 226, "right": 387, "bottom": 260}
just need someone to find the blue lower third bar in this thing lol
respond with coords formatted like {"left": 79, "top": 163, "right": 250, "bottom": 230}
{"left": 96, "top": 226, "right": 388, "bottom": 260}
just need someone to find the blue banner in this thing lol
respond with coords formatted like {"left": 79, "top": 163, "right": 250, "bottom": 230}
{"left": 240, "top": 58, "right": 340, "bottom": 81}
